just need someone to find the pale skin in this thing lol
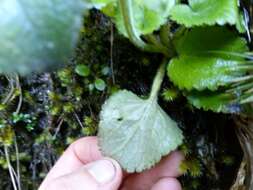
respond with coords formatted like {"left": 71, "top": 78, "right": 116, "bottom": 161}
{"left": 39, "top": 136, "right": 183, "bottom": 190}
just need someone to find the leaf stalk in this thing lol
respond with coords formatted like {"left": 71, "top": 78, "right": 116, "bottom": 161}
{"left": 149, "top": 59, "right": 167, "bottom": 101}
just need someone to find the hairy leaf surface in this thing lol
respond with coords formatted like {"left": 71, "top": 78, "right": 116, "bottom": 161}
{"left": 99, "top": 90, "right": 183, "bottom": 172}
{"left": 168, "top": 27, "right": 248, "bottom": 91}
{"left": 170, "top": 0, "right": 245, "bottom": 32}
{"left": 0, "top": 0, "right": 86, "bottom": 74}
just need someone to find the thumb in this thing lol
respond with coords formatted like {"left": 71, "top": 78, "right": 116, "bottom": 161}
{"left": 45, "top": 158, "right": 123, "bottom": 190}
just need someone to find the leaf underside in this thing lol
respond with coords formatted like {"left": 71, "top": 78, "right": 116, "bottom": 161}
{"left": 0, "top": 0, "right": 86, "bottom": 74}
{"left": 98, "top": 90, "right": 183, "bottom": 172}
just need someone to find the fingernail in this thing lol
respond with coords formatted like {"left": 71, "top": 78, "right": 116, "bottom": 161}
{"left": 87, "top": 160, "right": 116, "bottom": 184}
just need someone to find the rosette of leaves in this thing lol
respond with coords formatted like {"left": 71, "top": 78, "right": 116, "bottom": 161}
{"left": 98, "top": 63, "right": 184, "bottom": 172}
{"left": 167, "top": 26, "right": 253, "bottom": 113}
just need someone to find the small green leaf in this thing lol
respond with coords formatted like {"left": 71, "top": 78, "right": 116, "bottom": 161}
{"left": 170, "top": 0, "right": 245, "bottom": 33}
{"left": 99, "top": 90, "right": 183, "bottom": 172}
{"left": 168, "top": 27, "right": 248, "bottom": 91}
{"left": 95, "top": 78, "right": 106, "bottom": 91}
{"left": 162, "top": 88, "right": 179, "bottom": 102}
{"left": 101, "top": 66, "right": 110, "bottom": 75}
{"left": 0, "top": 0, "right": 87, "bottom": 74}
{"left": 75, "top": 64, "right": 90, "bottom": 77}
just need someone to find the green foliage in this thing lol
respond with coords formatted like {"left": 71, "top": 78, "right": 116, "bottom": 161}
{"left": 162, "top": 88, "right": 179, "bottom": 102}
{"left": 180, "top": 158, "right": 202, "bottom": 177}
{"left": 75, "top": 64, "right": 90, "bottom": 77}
{"left": 91, "top": 0, "right": 116, "bottom": 8}
{"left": 169, "top": 56, "right": 246, "bottom": 91}
{"left": 167, "top": 27, "right": 252, "bottom": 113}
{"left": 0, "top": 0, "right": 86, "bottom": 74}
{"left": 94, "top": 78, "right": 106, "bottom": 91}
{"left": 0, "top": 126, "right": 14, "bottom": 146}
{"left": 82, "top": 116, "right": 97, "bottom": 136}
{"left": 99, "top": 90, "right": 183, "bottom": 172}
{"left": 11, "top": 113, "right": 36, "bottom": 131}
{"left": 170, "top": 0, "right": 245, "bottom": 32}
{"left": 95, "top": 0, "right": 176, "bottom": 36}
{"left": 173, "top": 27, "right": 247, "bottom": 56}
{"left": 168, "top": 27, "right": 248, "bottom": 91}
{"left": 57, "top": 69, "right": 73, "bottom": 88}
{"left": 187, "top": 91, "right": 237, "bottom": 113}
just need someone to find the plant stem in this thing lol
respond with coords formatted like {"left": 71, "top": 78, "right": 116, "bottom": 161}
{"left": 160, "top": 24, "right": 170, "bottom": 47}
{"left": 119, "top": 0, "right": 167, "bottom": 55}
{"left": 149, "top": 59, "right": 167, "bottom": 101}
{"left": 144, "top": 34, "right": 170, "bottom": 56}
{"left": 14, "top": 135, "right": 22, "bottom": 190}
{"left": 159, "top": 24, "right": 176, "bottom": 57}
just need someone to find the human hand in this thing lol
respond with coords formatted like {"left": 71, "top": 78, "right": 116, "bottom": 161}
{"left": 39, "top": 137, "right": 183, "bottom": 190}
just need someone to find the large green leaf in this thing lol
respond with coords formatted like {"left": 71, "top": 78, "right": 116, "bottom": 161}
{"left": 95, "top": 0, "right": 177, "bottom": 36}
{"left": 98, "top": 90, "right": 183, "bottom": 172}
{"left": 168, "top": 27, "right": 248, "bottom": 91}
{"left": 169, "top": 56, "right": 245, "bottom": 91}
{"left": 170, "top": 0, "right": 245, "bottom": 33}
{"left": 0, "top": 0, "right": 87, "bottom": 74}
{"left": 187, "top": 91, "right": 239, "bottom": 113}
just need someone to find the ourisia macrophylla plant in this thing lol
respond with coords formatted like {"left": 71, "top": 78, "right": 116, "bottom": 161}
{"left": 1, "top": 0, "right": 253, "bottom": 173}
